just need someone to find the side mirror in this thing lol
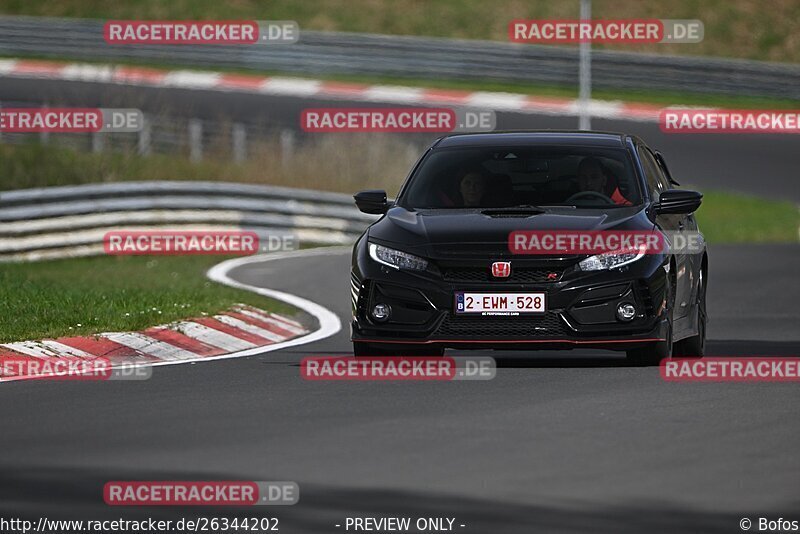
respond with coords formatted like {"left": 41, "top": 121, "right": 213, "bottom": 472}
{"left": 655, "top": 189, "right": 702, "bottom": 215}
{"left": 354, "top": 189, "right": 389, "bottom": 214}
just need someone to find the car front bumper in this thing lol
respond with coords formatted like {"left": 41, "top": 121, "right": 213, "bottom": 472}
{"left": 351, "top": 241, "right": 670, "bottom": 352}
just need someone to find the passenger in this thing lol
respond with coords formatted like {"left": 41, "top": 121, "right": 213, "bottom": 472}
{"left": 577, "top": 157, "right": 632, "bottom": 205}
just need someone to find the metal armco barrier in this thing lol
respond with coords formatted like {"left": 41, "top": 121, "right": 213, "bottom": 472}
{"left": 0, "top": 181, "right": 376, "bottom": 261}
{"left": 0, "top": 16, "right": 799, "bottom": 99}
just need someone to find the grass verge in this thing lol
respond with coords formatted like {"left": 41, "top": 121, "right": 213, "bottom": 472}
{"left": 1, "top": 0, "right": 799, "bottom": 63}
{"left": 0, "top": 141, "right": 417, "bottom": 195}
{"left": 0, "top": 255, "right": 298, "bottom": 343}
{"left": 694, "top": 190, "right": 799, "bottom": 244}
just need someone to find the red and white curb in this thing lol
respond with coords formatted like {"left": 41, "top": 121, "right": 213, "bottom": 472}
{"left": 0, "top": 305, "right": 308, "bottom": 381}
{"left": 0, "top": 58, "right": 663, "bottom": 122}
{"left": 0, "top": 248, "right": 345, "bottom": 382}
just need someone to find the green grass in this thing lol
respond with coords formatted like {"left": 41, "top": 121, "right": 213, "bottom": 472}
{"left": 0, "top": 142, "right": 249, "bottom": 191}
{"left": 0, "top": 139, "right": 418, "bottom": 196}
{"left": 695, "top": 190, "right": 799, "bottom": 243}
{"left": 1, "top": 0, "right": 799, "bottom": 63}
{"left": 0, "top": 255, "right": 298, "bottom": 343}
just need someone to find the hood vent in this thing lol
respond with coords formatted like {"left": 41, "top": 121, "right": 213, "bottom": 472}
{"left": 481, "top": 210, "right": 540, "bottom": 218}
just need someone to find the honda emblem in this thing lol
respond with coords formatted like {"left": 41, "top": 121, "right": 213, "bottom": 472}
{"left": 491, "top": 261, "right": 511, "bottom": 278}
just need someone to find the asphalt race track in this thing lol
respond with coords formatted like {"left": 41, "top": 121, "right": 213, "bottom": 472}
{"left": 1, "top": 76, "right": 799, "bottom": 202}
{"left": 1, "top": 244, "right": 798, "bottom": 533}
{"left": 0, "top": 75, "right": 799, "bottom": 533}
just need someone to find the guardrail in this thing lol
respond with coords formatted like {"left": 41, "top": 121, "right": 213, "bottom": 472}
{"left": 0, "top": 181, "right": 375, "bottom": 261}
{"left": 1, "top": 16, "right": 799, "bottom": 99}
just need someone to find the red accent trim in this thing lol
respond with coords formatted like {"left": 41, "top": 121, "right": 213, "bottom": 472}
{"left": 0, "top": 350, "right": 28, "bottom": 376}
{"left": 192, "top": 317, "right": 276, "bottom": 345}
{"left": 225, "top": 311, "right": 296, "bottom": 338}
{"left": 13, "top": 60, "right": 66, "bottom": 74}
{"left": 620, "top": 102, "right": 662, "bottom": 120}
{"left": 56, "top": 336, "right": 154, "bottom": 363}
{"left": 318, "top": 81, "right": 370, "bottom": 95}
{"left": 422, "top": 88, "right": 472, "bottom": 104}
{"left": 235, "top": 304, "right": 304, "bottom": 329}
{"left": 267, "top": 312, "right": 304, "bottom": 329}
{"left": 143, "top": 327, "right": 225, "bottom": 357}
{"left": 524, "top": 95, "right": 573, "bottom": 111}
{"left": 216, "top": 73, "right": 267, "bottom": 90}
{"left": 354, "top": 337, "right": 665, "bottom": 345}
{"left": 112, "top": 66, "right": 166, "bottom": 84}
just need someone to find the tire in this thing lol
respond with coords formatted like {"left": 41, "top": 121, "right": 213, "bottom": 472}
{"left": 674, "top": 269, "right": 707, "bottom": 358}
{"left": 627, "top": 270, "right": 674, "bottom": 367}
{"left": 353, "top": 342, "right": 444, "bottom": 357}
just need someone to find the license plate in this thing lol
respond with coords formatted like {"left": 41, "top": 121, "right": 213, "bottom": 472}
{"left": 455, "top": 292, "right": 546, "bottom": 316}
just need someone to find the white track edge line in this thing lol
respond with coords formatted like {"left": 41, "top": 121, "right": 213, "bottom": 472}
{"left": 148, "top": 247, "right": 345, "bottom": 369}
{"left": 0, "top": 247, "right": 347, "bottom": 381}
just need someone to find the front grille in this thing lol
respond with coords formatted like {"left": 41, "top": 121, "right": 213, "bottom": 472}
{"left": 442, "top": 266, "right": 563, "bottom": 283}
{"left": 433, "top": 312, "right": 569, "bottom": 339}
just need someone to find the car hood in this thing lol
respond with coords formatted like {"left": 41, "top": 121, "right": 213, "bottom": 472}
{"left": 368, "top": 206, "right": 651, "bottom": 258}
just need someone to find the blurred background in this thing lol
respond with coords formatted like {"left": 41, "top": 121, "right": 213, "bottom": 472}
{"left": 0, "top": 0, "right": 797, "bottom": 338}
{"left": 1, "top": 0, "right": 799, "bottom": 196}
{"left": 0, "top": 5, "right": 798, "bottom": 531}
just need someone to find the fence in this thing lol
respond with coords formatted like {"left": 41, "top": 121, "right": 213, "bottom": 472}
{"left": 0, "top": 98, "right": 305, "bottom": 163}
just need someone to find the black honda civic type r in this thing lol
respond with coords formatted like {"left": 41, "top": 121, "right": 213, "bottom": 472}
{"left": 350, "top": 131, "right": 707, "bottom": 365}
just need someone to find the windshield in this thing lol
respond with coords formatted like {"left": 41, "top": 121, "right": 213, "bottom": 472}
{"left": 400, "top": 146, "right": 642, "bottom": 209}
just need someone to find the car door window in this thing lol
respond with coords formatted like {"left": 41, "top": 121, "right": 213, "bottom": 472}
{"left": 637, "top": 146, "right": 665, "bottom": 200}
{"left": 653, "top": 151, "right": 675, "bottom": 190}
{"left": 650, "top": 149, "right": 673, "bottom": 192}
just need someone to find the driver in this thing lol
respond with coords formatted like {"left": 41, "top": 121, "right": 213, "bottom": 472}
{"left": 458, "top": 169, "right": 489, "bottom": 207}
{"left": 577, "top": 157, "right": 632, "bottom": 206}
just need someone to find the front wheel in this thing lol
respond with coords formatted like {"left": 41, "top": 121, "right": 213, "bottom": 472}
{"left": 674, "top": 269, "right": 707, "bottom": 357}
{"left": 353, "top": 342, "right": 444, "bottom": 357}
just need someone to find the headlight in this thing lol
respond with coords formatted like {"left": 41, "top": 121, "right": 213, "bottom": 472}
{"left": 369, "top": 243, "right": 428, "bottom": 271}
{"left": 578, "top": 248, "right": 646, "bottom": 271}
